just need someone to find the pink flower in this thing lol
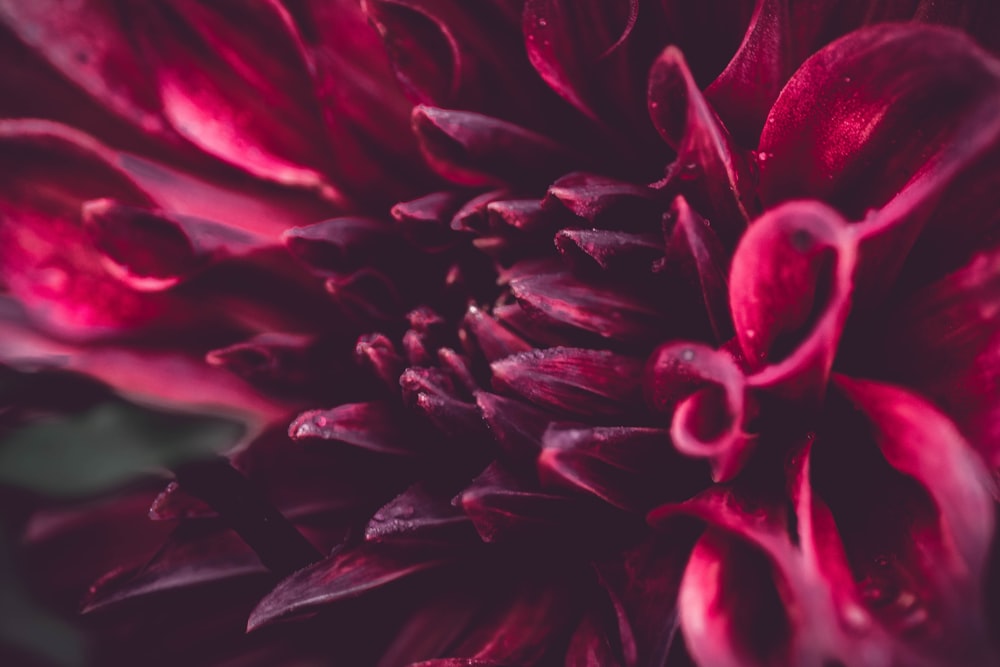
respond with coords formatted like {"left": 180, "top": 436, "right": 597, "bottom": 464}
{"left": 1, "top": 1, "right": 999, "bottom": 666}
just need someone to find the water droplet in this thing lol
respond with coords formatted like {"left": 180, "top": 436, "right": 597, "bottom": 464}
{"left": 537, "top": 17, "right": 547, "bottom": 27}
{"left": 756, "top": 151, "right": 772, "bottom": 163}
{"left": 681, "top": 348, "right": 695, "bottom": 362}
{"left": 844, "top": 76, "right": 852, "bottom": 83}
{"left": 746, "top": 329, "right": 757, "bottom": 340}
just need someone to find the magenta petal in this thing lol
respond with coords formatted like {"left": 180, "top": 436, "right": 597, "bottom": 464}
{"left": 729, "top": 201, "right": 856, "bottom": 401}
{"left": 289, "top": 402, "right": 413, "bottom": 457}
{"left": 247, "top": 543, "right": 453, "bottom": 630}
{"left": 491, "top": 347, "right": 644, "bottom": 420}
{"left": 412, "top": 105, "right": 580, "bottom": 187}
{"left": 878, "top": 248, "right": 1000, "bottom": 465}
{"left": 125, "top": 0, "right": 335, "bottom": 193}
{"left": 759, "top": 24, "right": 1000, "bottom": 221}
{"left": 662, "top": 196, "right": 733, "bottom": 343}
{"left": 510, "top": 271, "right": 665, "bottom": 344}
{"left": 82, "top": 199, "right": 264, "bottom": 291}
{"left": 677, "top": 530, "right": 794, "bottom": 667}
{"left": 648, "top": 47, "right": 754, "bottom": 245}
{"left": 644, "top": 343, "right": 751, "bottom": 482}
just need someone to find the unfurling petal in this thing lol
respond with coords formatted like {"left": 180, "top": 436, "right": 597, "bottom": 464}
{"left": 729, "top": 201, "right": 856, "bottom": 402}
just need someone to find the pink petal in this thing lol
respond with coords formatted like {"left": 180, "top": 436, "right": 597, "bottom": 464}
{"left": 648, "top": 47, "right": 754, "bottom": 245}
{"left": 644, "top": 343, "right": 752, "bottom": 482}
{"left": 411, "top": 105, "right": 580, "bottom": 187}
{"left": 247, "top": 543, "right": 453, "bottom": 630}
{"left": 126, "top": 0, "right": 336, "bottom": 193}
{"left": 82, "top": 199, "right": 265, "bottom": 291}
{"left": 729, "top": 201, "right": 856, "bottom": 401}
{"left": 491, "top": 347, "right": 645, "bottom": 420}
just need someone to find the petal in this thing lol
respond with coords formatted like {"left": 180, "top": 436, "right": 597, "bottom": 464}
{"left": 729, "top": 201, "right": 856, "bottom": 401}
{"left": 411, "top": 105, "right": 580, "bottom": 187}
{"left": 644, "top": 343, "right": 752, "bottom": 482}
{"left": 545, "top": 172, "right": 659, "bottom": 230}
{"left": 475, "top": 391, "right": 552, "bottom": 461}
{"left": 759, "top": 24, "right": 1000, "bottom": 220}
{"left": 662, "top": 196, "right": 733, "bottom": 343}
{"left": 247, "top": 543, "right": 453, "bottom": 630}
{"left": 648, "top": 47, "right": 754, "bottom": 245}
{"left": 366, "top": 483, "right": 477, "bottom": 546}
{"left": 82, "top": 199, "right": 265, "bottom": 291}
{"left": 284, "top": 217, "right": 402, "bottom": 273}
{"left": 391, "top": 190, "right": 468, "bottom": 252}
{"left": 355, "top": 333, "right": 406, "bottom": 395}
{"left": 288, "top": 402, "right": 415, "bottom": 457}
{"left": 564, "top": 612, "right": 624, "bottom": 667}
{"left": 491, "top": 347, "right": 645, "bottom": 420}
{"left": 509, "top": 272, "right": 666, "bottom": 344}
{"left": 877, "top": 248, "right": 1000, "bottom": 465}
{"left": 539, "top": 424, "right": 706, "bottom": 510}
{"left": 462, "top": 305, "right": 533, "bottom": 363}
{"left": 555, "top": 229, "right": 663, "bottom": 275}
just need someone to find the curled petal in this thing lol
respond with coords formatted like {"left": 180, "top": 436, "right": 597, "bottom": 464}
{"left": 491, "top": 347, "right": 644, "bottom": 420}
{"left": 325, "top": 269, "right": 403, "bottom": 324}
{"left": 289, "top": 402, "right": 414, "bottom": 456}
{"left": 648, "top": 46, "right": 754, "bottom": 244}
{"left": 729, "top": 201, "right": 856, "bottom": 401}
{"left": 391, "top": 190, "right": 466, "bottom": 251}
{"left": 355, "top": 333, "right": 405, "bottom": 395}
{"left": 247, "top": 543, "right": 452, "bottom": 630}
{"left": 476, "top": 391, "right": 552, "bottom": 460}
{"left": 412, "top": 105, "right": 580, "bottom": 187}
{"left": 644, "top": 343, "right": 751, "bottom": 482}
{"left": 510, "top": 272, "right": 666, "bottom": 344}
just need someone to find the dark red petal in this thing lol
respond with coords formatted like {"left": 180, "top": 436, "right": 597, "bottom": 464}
{"left": 82, "top": 524, "right": 267, "bottom": 613}
{"left": 476, "top": 391, "right": 552, "bottom": 461}
{"left": 555, "top": 229, "right": 663, "bottom": 274}
{"left": 247, "top": 543, "right": 453, "bottom": 630}
{"left": 759, "top": 24, "right": 1000, "bottom": 220}
{"left": 366, "top": 483, "right": 476, "bottom": 545}
{"left": 564, "top": 612, "right": 624, "bottom": 667}
{"left": 540, "top": 424, "right": 704, "bottom": 510}
{"left": 729, "top": 201, "right": 856, "bottom": 401}
{"left": 662, "top": 197, "right": 733, "bottom": 343}
{"left": 205, "top": 332, "right": 325, "bottom": 394}
{"left": 644, "top": 343, "right": 751, "bottom": 482}
{"left": 878, "top": 248, "right": 1000, "bottom": 465}
{"left": 83, "top": 199, "right": 265, "bottom": 291}
{"left": 391, "top": 190, "right": 467, "bottom": 251}
{"left": 491, "top": 347, "right": 644, "bottom": 420}
{"left": 648, "top": 47, "right": 754, "bottom": 245}
{"left": 412, "top": 105, "right": 580, "bottom": 187}
{"left": 594, "top": 528, "right": 701, "bottom": 667}
{"left": 289, "top": 402, "right": 414, "bottom": 457}
{"left": 545, "top": 172, "right": 659, "bottom": 230}
{"left": 325, "top": 269, "right": 404, "bottom": 324}
{"left": 462, "top": 306, "right": 533, "bottom": 363}
{"left": 355, "top": 333, "right": 406, "bottom": 395}
{"left": 486, "top": 198, "right": 554, "bottom": 235}
{"left": 510, "top": 272, "right": 666, "bottom": 344}
{"left": 284, "top": 217, "right": 401, "bottom": 273}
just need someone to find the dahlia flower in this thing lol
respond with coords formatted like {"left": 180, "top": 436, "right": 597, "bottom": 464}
{"left": 1, "top": 1, "right": 999, "bottom": 666}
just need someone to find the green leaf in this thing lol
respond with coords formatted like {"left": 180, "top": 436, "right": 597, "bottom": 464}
{"left": 0, "top": 401, "right": 245, "bottom": 498}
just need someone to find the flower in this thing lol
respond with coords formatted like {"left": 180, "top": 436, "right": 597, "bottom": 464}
{"left": 1, "top": 1, "right": 1000, "bottom": 666}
